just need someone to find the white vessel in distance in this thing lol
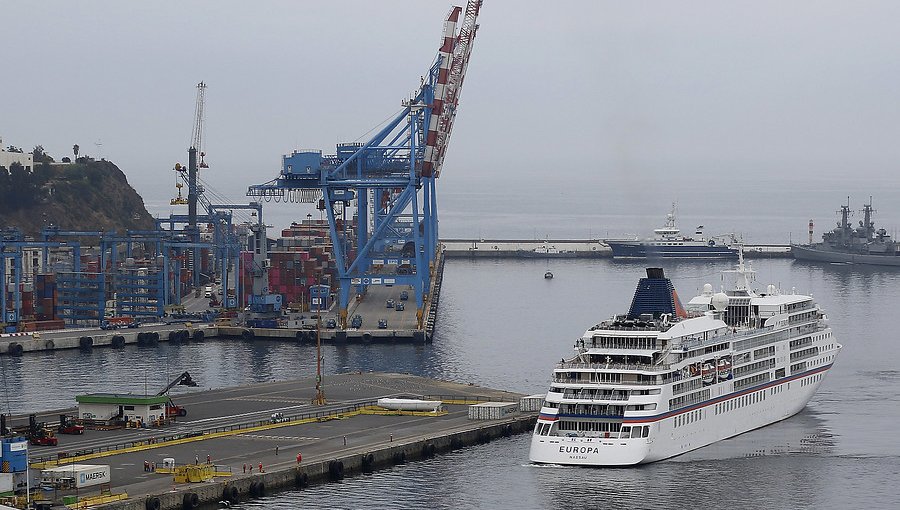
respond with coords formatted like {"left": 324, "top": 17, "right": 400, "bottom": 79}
{"left": 529, "top": 257, "right": 840, "bottom": 466}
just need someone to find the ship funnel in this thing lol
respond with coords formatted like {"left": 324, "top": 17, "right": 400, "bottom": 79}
{"left": 627, "top": 268, "right": 687, "bottom": 319}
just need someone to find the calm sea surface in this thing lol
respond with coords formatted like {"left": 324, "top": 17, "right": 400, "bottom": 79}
{"left": 13, "top": 178, "right": 900, "bottom": 508}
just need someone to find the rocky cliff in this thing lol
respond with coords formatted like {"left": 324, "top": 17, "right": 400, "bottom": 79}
{"left": 0, "top": 159, "right": 155, "bottom": 236}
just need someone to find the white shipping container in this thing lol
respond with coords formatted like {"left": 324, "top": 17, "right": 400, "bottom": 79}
{"left": 42, "top": 464, "right": 111, "bottom": 489}
{"left": 468, "top": 402, "right": 518, "bottom": 420}
{"left": 519, "top": 395, "right": 545, "bottom": 412}
{"left": 0, "top": 473, "right": 13, "bottom": 494}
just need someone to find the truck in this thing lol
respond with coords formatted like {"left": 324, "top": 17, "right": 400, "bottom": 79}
{"left": 157, "top": 372, "right": 198, "bottom": 419}
{"left": 41, "top": 464, "right": 110, "bottom": 489}
{"left": 58, "top": 414, "right": 85, "bottom": 435}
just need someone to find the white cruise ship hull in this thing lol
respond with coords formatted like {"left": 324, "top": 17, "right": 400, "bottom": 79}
{"left": 529, "top": 363, "right": 833, "bottom": 466}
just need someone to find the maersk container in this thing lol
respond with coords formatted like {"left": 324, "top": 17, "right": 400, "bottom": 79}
{"left": 467, "top": 402, "right": 518, "bottom": 420}
{"left": 41, "top": 464, "right": 110, "bottom": 489}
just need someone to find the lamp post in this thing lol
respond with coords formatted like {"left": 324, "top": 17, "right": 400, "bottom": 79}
{"left": 313, "top": 273, "right": 326, "bottom": 406}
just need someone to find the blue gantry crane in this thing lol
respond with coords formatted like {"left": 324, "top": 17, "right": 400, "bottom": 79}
{"left": 248, "top": 1, "right": 482, "bottom": 328}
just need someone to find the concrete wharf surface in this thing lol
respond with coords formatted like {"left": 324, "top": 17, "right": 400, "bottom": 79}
{"left": 22, "top": 373, "right": 536, "bottom": 510}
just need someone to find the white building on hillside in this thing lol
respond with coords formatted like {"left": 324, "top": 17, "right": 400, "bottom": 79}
{"left": 0, "top": 138, "right": 33, "bottom": 172}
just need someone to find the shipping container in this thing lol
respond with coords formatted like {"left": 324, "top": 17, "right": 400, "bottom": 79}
{"left": 41, "top": 464, "right": 111, "bottom": 489}
{"left": 467, "top": 402, "right": 518, "bottom": 420}
{"left": 519, "top": 395, "right": 545, "bottom": 412}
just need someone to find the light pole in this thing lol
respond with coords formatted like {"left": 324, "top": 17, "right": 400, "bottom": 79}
{"left": 313, "top": 273, "right": 326, "bottom": 406}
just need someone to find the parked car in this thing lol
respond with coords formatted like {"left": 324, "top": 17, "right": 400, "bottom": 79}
{"left": 395, "top": 302, "right": 405, "bottom": 311}
{"left": 386, "top": 299, "right": 395, "bottom": 309}
{"left": 325, "top": 318, "right": 337, "bottom": 329}
{"left": 378, "top": 319, "right": 388, "bottom": 329}
{"left": 399, "top": 291, "right": 409, "bottom": 301}
{"left": 351, "top": 315, "right": 363, "bottom": 328}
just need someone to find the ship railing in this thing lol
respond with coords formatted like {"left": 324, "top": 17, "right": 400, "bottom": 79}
{"left": 556, "top": 362, "right": 671, "bottom": 372}
{"left": 561, "top": 392, "right": 629, "bottom": 401}
{"left": 552, "top": 376, "right": 662, "bottom": 386}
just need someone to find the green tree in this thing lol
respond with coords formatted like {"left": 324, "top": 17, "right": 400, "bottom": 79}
{"left": 33, "top": 145, "right": 55, "bottom": 163}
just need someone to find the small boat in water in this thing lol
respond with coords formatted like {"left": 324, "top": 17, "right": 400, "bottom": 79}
{"left": 544, "top": 271, "right": 554, "bottom": 279}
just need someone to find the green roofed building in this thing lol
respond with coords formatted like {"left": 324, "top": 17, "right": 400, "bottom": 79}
{"left": 76, "top": 394, "right": 171, "bottom": 426}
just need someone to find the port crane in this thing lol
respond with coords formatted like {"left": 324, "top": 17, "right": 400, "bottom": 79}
{"left": 248, "top": 1, "right": 483, "bottom": 328}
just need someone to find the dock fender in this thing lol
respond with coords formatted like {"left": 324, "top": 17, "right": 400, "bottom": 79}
{"left": 328, "top": 459, "right": 344, "bottom": 480}
{"left": 295, "top": 330, "right": 305, "bottom": 342}
{"left": 295, "top": 470, "right": 309, "bottom": 487}
{"left": 413, "top": 331, "right": 425, "bottom": 343}
{"left": 179, "top": 329, "right": 190, "bottom": 342}
{"left": 392, "top": 451, "right": 406, "bottom": 465}
{"left": 145, "top": 496, "right": 161, "bottom": 510}
{"left": 136, "top": 332, "right": 147, "bottom": 345}
{"left": 168, "top": 331, "right": 178, "bottom": 342}
{"left": 7, "top": 343, "right": 23, "bottom": 356}
{"left": 192, "top": 329, "right": 205, "bottom": 341}
{"left": 79, "top": 336, "right": 93, "bottom": 349}
{"left": 44, "top": 340, "right": 54, "bottom": 350}
{"left": 249, "top": 480, "right": 266, "bottom": 497}
{"left": 223, "top": 485, "right": 239, "bottom": 503}
{"left": 503, "top": 424, "right": 513, "bottom": 437}
{"left": 362, "top": 333, "right": 372, "bottom": 344}
{"left": 111, "top": 335, "right": 126, "bottom": 348}
{"left": 450, "top": 437, "right": 463, "bottom": 449}
{"left": 422, "top": 443, "right": 436, "bottom": 458}
{"left": 182, "top": 492, "right": 200, "bottom": 509}
{"left": 241, "top": 329, "right": 254, "bottom": 340}
{"left": 149, "top": 332, "right": 160, "bottom": 343}
{"left": 361, "top": 453, "right": 375, "bottom": 473}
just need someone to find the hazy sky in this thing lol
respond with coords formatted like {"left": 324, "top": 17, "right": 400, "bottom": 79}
{"left": 3, "top": 1, "right": 900, "bottom": 226}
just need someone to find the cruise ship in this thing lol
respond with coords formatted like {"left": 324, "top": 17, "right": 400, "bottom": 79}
{"left": 605, "top": 206, "right": 739, "bottom": 259}
{"left": 529, "top": 258, "right": 840, "bottom": 466}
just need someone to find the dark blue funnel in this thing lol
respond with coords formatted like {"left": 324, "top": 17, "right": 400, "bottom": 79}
{"left": 627, "top": 268, "right": 687, "bottom": 319}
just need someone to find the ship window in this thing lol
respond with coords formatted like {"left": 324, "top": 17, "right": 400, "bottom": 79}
{"left": 621, "top": 426, "right": 631, "bottom": 438}
{"left": 642, "top": 426, "right": 650, "bottom": 438}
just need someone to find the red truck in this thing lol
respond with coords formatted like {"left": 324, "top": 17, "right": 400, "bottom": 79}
{"left": 58, "top": 415, "right": 85, "bottom": 435}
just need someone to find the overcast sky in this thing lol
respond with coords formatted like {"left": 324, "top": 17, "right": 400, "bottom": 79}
{"left": 3, "top": 0, "right": 900, "bottom": 225}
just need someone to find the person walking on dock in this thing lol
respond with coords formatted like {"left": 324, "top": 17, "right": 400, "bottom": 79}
{"left": 259, "top": 462, "right": 263, "bottom": 473}
{"left": 275, "top": 445, "right": 279, "bottom": 456}
{"left": 296, "top": 452, "right": 302, "bottom": 465}
{"left": 243, "top": 463, "right": 246, "bottom": 474}
{"left": 207, "top": 454, "right": 211, "bottom": 464}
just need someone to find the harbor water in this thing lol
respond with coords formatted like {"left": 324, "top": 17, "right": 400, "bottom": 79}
{"left": 2, "top": 257, "right": 899, "bottom": 508}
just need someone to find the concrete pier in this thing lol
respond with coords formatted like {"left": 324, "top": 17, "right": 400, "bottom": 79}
{"left": 17, "top": 373, "right": 537, "bottom": 510}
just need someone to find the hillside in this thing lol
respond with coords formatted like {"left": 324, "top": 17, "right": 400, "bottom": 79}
{"left": 0, "top": 159, "right": 155, "bottom": 236}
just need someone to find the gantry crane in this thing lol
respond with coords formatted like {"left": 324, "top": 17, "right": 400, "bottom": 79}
{"left": 248, "top": 1, "right": 482, "bottom": 329}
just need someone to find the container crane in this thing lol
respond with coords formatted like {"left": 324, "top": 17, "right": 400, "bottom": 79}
{"left": 248, "top": 1, "right": 483, "bottom": 329}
